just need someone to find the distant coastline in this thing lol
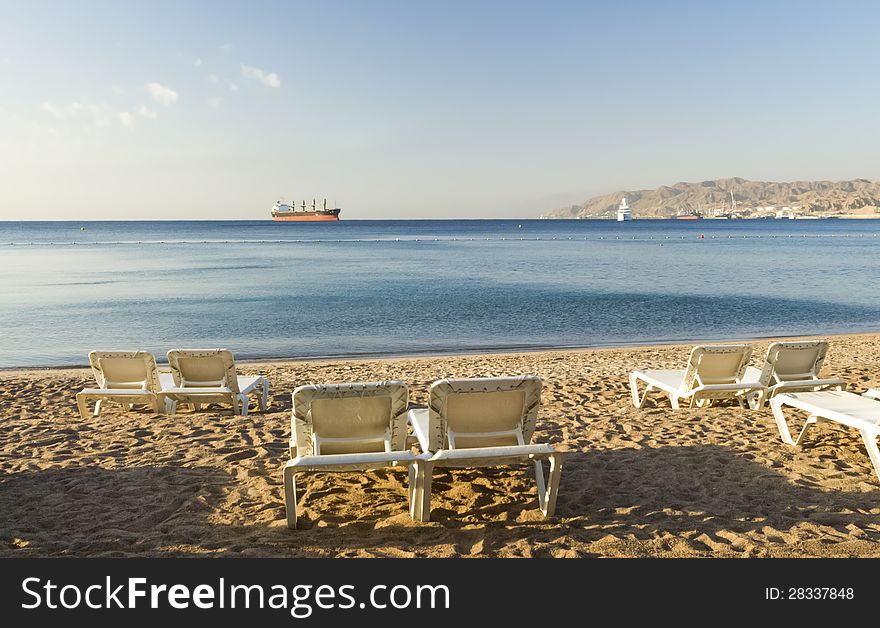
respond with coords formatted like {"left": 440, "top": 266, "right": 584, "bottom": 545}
{"left": 545, "top": 177, "right": 880, "bottom": 220}
{"left": 542, "top": 213, "right": 880, "bottom": 220}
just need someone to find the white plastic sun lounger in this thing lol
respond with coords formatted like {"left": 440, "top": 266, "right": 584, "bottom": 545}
{"left": 630, "top": 344, "right": 766, "bottom": 409}
{"left": 406, "top": 376, "right": 563, "bottom": 522}
{"left": 283, "top": 380, "right": 419, "bottom": 528}
{"left": 163, "top": 349, "right": 269, "bottom": 415}
{"left": 770, "top": 390, "right": 880, "bottom": 483}
{"left": 743, "top": 340, "right": 844, "bottom": 408}
{"left": 76, "top": 350, "right": 175, "bottom": 419}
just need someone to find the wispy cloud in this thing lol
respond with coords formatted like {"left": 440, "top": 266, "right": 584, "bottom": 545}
{"left": 41, "top": 100, "right": 158, "bottom": 129}
{"left": 135, "top": 104, "right": 157, "bottom": 120}
{"left": 41, "top": 101, "right": 115, "bottom": 127}
{"left": 118, "top": 111, "right": 134, "bottom": 128}
{"left": 207, "top": 97, "right": 221, "bottom": 109}
{"left": 146, "top": 82, "right": 179, "bottom": 106}
{"left": 194, "top": 58, "right": 203, "bottom": 67}
{"left": 240, "top": 64, "right": 281, "bottom": 88}
{"left": 208, "top": 74, "right": 239, "bottom": 91}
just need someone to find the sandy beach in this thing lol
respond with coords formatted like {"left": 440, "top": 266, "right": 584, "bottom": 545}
{"left": 2, "top": 333, "right": 880, "bottom": 558}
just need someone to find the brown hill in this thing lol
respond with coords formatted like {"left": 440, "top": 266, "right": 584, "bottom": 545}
{"left": 545, "top": 177, "right": 880, "bottom": 218}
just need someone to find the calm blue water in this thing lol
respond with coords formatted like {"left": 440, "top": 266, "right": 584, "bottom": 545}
{"left": 1, "top": 219, "right": 879, "bottom": 368}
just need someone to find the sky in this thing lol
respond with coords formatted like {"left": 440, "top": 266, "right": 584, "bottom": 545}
{"left": 1, "top": 0, "right": 879, "bottom": 220}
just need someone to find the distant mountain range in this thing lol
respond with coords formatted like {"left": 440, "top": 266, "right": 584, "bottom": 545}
{"left": 544, "top": 177, "right": 880, "bottom": 219}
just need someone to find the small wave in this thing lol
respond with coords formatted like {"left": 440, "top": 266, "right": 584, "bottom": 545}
{"left": 41, "top": 280, "right": 119, "bottom": 287}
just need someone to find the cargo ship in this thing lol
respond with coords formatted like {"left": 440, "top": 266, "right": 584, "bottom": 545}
{"left": 673, "top": 208, "right": 703, "bottom": 220}
{"left": 271, "top": 198, "right": 341, "bottom": 221}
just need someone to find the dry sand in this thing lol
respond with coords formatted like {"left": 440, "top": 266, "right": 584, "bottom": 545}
{"left": 2, "top": 333, "right": 880, "bottom": 558}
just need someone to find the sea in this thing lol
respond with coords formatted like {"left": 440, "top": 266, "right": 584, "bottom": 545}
{"left": 1, "top": 219, "right": 878, "bottom": 368}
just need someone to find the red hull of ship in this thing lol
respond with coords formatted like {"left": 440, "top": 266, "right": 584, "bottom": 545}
{"left": 272, "top": 214, "right": 339, "bottom": 221}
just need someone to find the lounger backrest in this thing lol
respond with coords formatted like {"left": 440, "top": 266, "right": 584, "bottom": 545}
{"left": 426, "top": 376, "right": 542, "bottom": 450}
{"left": 760, "top": 341, "right": 827, "bottom": 385}
{"left": 88, "top": 351, "right": 161, "bottom": 392}
{"left": 682, "top": 345, "right": 751, "bottom": 390}
{"left": 291, "top": 381, "right": 409, "bottom": 456}
{"left": 166, "top": 349, "right": 240, "bottom": 393}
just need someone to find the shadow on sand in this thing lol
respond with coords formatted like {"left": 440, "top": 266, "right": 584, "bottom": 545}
{"left": 0, "top": 464, "right": 315, "bottom": 557}
{"left": 2, "top": 444, "right": 879, "bottom": 557}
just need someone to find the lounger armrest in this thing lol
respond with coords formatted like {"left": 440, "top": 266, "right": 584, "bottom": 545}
{"left": 429, "top": 443, "right": 556, "bottom": 463}
{"left": 770, "top": 378, "right": 845, "bottom": 394}
{"left": 161, "top": 386, "right": 233, "bottom": 395}
{"left": 690, "top": 382, "right": 765, "bottom": 394}
{"left": 407, "top": 408, "right": 431, "bottom": 452}
{"left": 286, "top": 450, "right": 418, "bottom": 470}
{"left": 78, "top": 388, "right": 153, "bottom": 397}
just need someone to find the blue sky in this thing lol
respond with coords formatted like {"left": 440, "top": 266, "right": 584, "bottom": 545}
{"left": 1, "top": 1, "right": 878, "bottom": 219}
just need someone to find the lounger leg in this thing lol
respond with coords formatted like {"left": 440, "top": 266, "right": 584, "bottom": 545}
{"left": 151, "top": 396, "right": 161, "bottom": 415}
{"left": 533, "top": 459, "right": 546, "bottom": 505}
{"left": 629, "top": 374, "right": 651, "bottom": 409}
{"left": 416, "top": 461, "right": 433, "bottom": 522}
{"left": 160, "top": 395, "right": 174, "bottom": 414}
{"left": 747, "top": 389, "right": 767, "bottom": 410}
{"left": 239, "top": 394, "right": 249, "bottom": 416}
{"left": 545, "top": 453, "right": 563, "bottom": 517}
{"left": 859, "top": 430, "right": 880, "bottom": 484}
{"left": 76, "top": 394, "right": 90, "bottom": 420}
{"left": 670, "top": 394, "right": 681, "bottom": 410}
{"left": 535, "top": 454, "right": 563, "bottom": 517}
{"left": 769, "top": 398, "right": 796, "bottom": 445}
{"left": 408, "top": 463, "right": 420, "bottom": 521}
{"left": 283, "top": 465, "right": 298, "bottom": 529}
{"left": 92, "top": 399, "right": 102, "bottom": 416}
{"left": 747, "top": 392, "right": 760, "bottom": 410}
{"left": 793, "top": 415, "right": 818, "bottom": 447}
{"left": 260, "top": 378, "right": 269, "bottom": 412}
